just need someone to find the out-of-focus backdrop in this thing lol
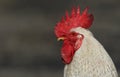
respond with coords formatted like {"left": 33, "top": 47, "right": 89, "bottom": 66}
{"left": 0, "top": 0, "right": 120, "bottom": 77}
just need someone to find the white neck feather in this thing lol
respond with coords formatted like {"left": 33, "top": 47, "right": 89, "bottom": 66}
{"left": 64, "top": 27, "right": 118, "bottom": 77}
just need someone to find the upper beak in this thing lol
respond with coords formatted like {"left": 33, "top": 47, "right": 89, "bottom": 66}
{"left": 57, "top": 37, "right": 65, "bottom": 41}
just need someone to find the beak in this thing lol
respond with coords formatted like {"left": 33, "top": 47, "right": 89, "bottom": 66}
{"left": 57, "top": 37, "right": 65, "bottom": 41}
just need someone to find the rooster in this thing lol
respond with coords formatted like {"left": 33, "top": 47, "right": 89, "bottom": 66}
{"left": 54, "top": 6, "right": 118, "bottom": 77}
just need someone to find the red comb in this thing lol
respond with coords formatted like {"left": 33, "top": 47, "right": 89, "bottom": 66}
{"left": 55, "top": 6, "right": 94, "bottom": 37}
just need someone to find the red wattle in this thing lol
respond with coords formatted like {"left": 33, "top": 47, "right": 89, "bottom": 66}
{"left": 61, "top": 40, "right": 74, "bottom": 64}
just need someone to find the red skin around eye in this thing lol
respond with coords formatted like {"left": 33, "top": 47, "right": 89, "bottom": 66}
{"left": 61, "top": 33, "right": 84, "bottom": 64}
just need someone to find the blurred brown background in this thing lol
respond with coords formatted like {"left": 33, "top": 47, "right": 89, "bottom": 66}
{"left": 0, "top": 0, "right": 120, "bottom": 77}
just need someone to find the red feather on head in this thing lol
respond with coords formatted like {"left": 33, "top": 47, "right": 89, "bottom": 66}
{"left": 55, "top": 6, "right": 94, "bottom": 38}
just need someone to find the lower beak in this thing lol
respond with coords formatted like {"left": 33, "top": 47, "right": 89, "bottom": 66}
{"left": 57, "top": 37, "right": 65, "bottom": 41}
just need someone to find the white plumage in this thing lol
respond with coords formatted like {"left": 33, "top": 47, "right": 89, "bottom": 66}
{"left": 64, "top": 27, "right": 118, "bottom": 77}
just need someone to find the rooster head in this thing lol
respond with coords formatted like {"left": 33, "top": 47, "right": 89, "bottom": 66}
{"left": 54, "top": 6, "right": 94, "bottom": 64}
